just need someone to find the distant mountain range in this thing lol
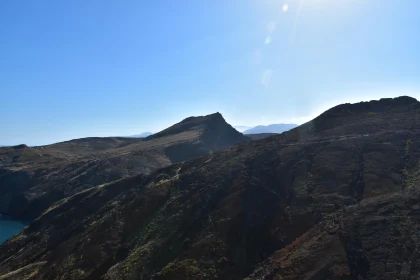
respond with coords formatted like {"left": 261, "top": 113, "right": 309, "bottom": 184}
{"left": 127, "top": 132, "right": 153, "bottom": 138}
{"left": 236, "top": 123, "right": 297, "bottom": 134}
{"left": 233, "top": 125, "right": 253, "bottom": 132}
{"left": 127, "top": 124, "right": 297, "bottom": 139}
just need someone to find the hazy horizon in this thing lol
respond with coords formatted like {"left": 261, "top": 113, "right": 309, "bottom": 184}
{"left": 2, "top": 0, "right": 420, "bottom": 146}
{"left": 1, "top": 95, "right": 415, "bottom": 146}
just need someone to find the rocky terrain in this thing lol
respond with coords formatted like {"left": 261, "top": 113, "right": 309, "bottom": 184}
{"left": 1, "top": 96, "right": 420, "bottom": 279}
{"left": 0, "top": 113, "right": 247, "bottom": 221}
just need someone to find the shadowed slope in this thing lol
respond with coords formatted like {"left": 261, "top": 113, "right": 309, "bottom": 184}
{"left": 0, "top": 113, "right": 246, "bottom": 221}
{"left": 1, "top": 97, "right": 420, "bottom": 279}
{"left": 246, "top": 187, "right": 420, "bottom": 280}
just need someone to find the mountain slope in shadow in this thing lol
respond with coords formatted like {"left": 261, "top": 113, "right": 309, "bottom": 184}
{"left": 0, "top": 113, "right": 247, "bottom": 221}
{"left": 1, "top": 96, "right": 420, "bottom": 279}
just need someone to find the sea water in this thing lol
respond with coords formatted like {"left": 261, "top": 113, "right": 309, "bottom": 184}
{"left": 0, "top": 214, "right": 26, "bottom": 244}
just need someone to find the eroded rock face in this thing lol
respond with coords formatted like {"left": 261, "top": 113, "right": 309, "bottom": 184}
{"left": 1, "top": 96, "right": 420, "bottom": 280}
{"left": 247, "top": 188, "right": 420, "bottom": 280}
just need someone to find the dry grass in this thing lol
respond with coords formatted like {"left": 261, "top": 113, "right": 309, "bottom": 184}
{"left": 0, "top": 262, "right": 46, "bottom": 280}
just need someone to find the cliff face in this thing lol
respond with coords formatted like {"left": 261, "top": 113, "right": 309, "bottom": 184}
{"left": 0, "top": 113, "right": 247, "bottom": 221}
{"left": 1, "top": 96, "right": 420, "bottom": 280}
{"left": 247, "top": 187, "right": 420, "bottom": 280}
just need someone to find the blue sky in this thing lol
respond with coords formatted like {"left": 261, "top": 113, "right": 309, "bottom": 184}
{"left": 1, "top": 0, "right": 420, "bottom": 145}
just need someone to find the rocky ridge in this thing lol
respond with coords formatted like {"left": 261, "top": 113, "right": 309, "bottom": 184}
{"left": 0, "top": 113, "right": 247, "bottom": 221}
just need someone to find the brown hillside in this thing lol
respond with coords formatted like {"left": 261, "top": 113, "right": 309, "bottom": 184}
{"left": 1, "top": 96, "right": 420, "bottom": 279}
{"left": 0, "top": 113, "right": 247, "bottom": 220}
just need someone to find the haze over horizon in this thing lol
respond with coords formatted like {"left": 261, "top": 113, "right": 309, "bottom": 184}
{"left": 1, "top": 0, "right": 420, "bottom": 146}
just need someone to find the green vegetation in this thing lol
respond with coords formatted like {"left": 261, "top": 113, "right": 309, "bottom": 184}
{"left": 154, "top": 259, "right": 217, "bottom": 279}
{"left": 154, "top": 259, "right": 201, "bottom": 278}
{"left": 120, "top": 246, "right": 151, "bottom": 277}
{"left": 403, "top": 164, "right": 420, "bottom": 188}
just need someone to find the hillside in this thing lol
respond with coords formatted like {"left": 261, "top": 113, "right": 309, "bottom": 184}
{"left": 245, "top": 133, "right": 278, "bottom": 141}
{"left": 247, "top": 186, "right": 420, "bottom": 280}
{"left": 1, "top": 96, "right": 420, "bottom": 279}
{"left": 0, "top": 113, "right": 247, "bottom": 221}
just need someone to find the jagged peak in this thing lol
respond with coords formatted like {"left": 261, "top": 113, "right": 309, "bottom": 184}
{"left": 180, "top": 112, "right": 225, "bottom": 123}
{"left": 147, "top": 112, "right": 234, "bottom": 140}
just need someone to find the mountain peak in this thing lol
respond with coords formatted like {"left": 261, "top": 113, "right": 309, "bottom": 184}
{"left": 148, "top": 112, "right": 232, "bottom": 139}
{"left": 280, "top": 95, "right": 420, "bottom": 143}
{"left": 382, "top": 95, "right": 418, "bottom": 105}
{"left": 321, "top": 96, "right": 419, "bottom": 117}
{"left": 145, "top": 112, "right": 247, "bottom": 162}
{"left": 179, "top": 112, "right": 224, "bottom": 124}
